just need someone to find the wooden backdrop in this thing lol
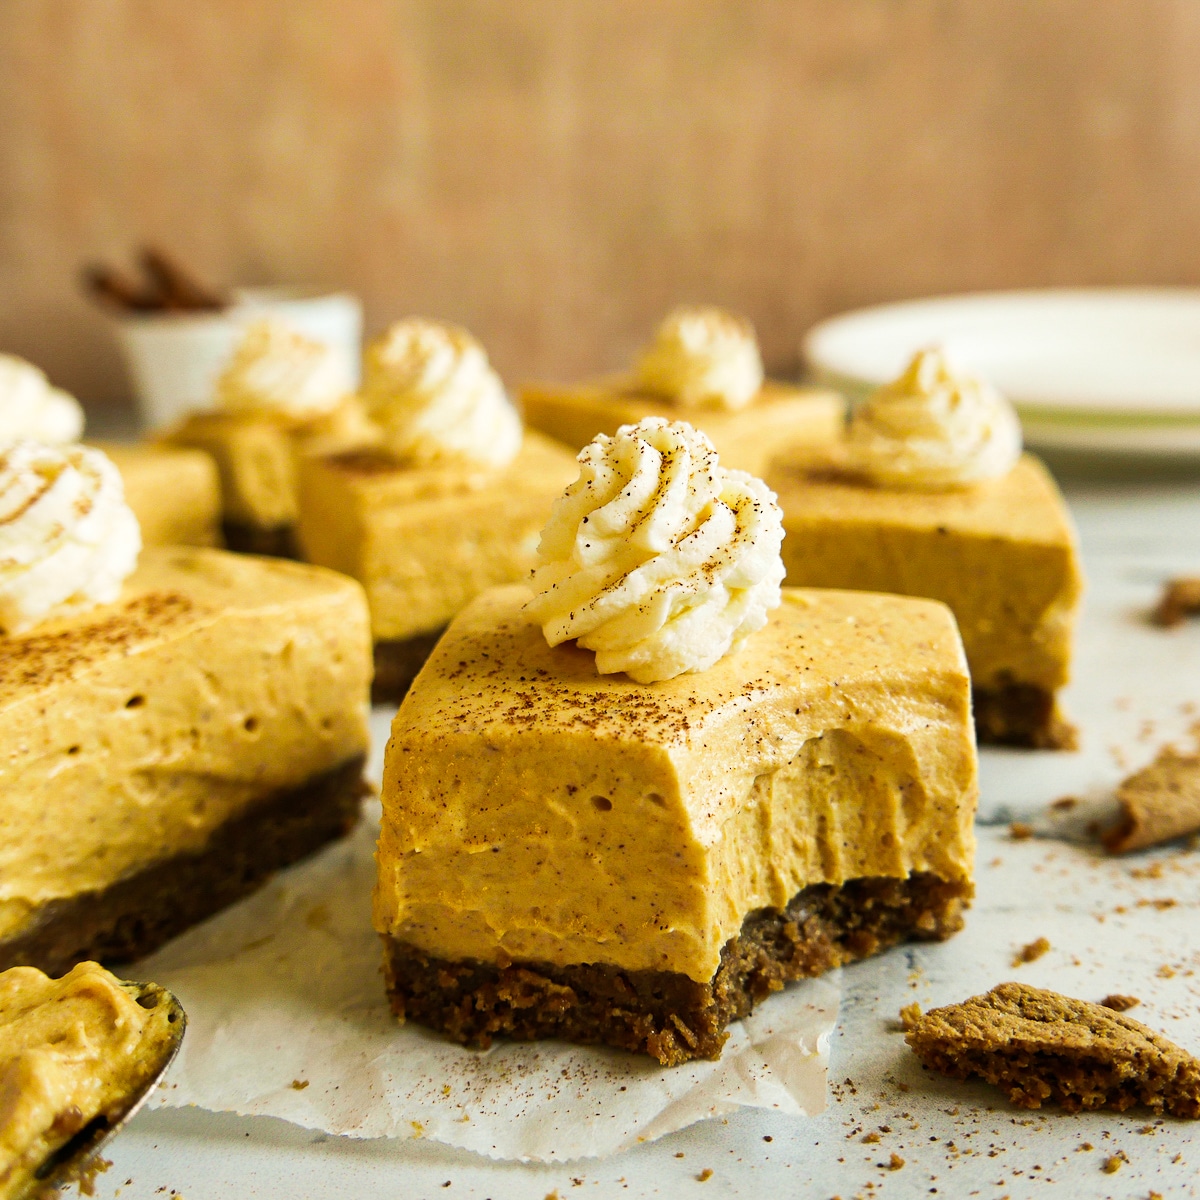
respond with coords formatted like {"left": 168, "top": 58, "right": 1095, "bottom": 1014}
{"left": 2, "top": 0, "right": 1199, "bottom": 405}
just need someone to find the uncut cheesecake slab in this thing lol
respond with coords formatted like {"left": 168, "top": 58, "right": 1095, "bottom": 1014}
{"left": 0, "top": 546, "right": 372, "bottom": 975}
{"left": 767, "top": 453, "right": 1084, "bottom": 749}
{"left": 375, "top": 584, "right": 978, "bottom": 1065}
{"left": 297, "top": 432, "right": 579, "bottom": 702}
{"left": 520, "top": 378, "right": 844, "bottom": 478}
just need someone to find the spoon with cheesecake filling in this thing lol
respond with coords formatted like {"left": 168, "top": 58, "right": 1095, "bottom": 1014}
{"left": 0, "top": 962, "right": 186, "bottom": 1200}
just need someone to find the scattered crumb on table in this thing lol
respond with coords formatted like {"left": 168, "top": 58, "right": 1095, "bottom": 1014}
{"left": 1013, "top": 936, "right": 1051, "bottom": 966}
{"left": 1153, "top": 577, "right": 1200, "bottom": 627}
{"left": 1100, "top": 994, "right": 1141, "bottom": 1012}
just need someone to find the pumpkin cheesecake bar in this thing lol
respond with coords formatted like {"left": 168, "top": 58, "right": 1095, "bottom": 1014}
{"left": 90, "top": 441, "right": 221, "bottom": 547}
{"left": 164, "top": 318, "right": 376, "bottom": 556}
{"left": 521, "top": 306, "right": 843, "bottom": 477}
{"left": 375, "top": 419, "right": 977, "bottom": 1064}
{"left": 0, "top": 351, "right": 222, "bottom": 548}
{"left": 767, "top": 348, "right": 1084, "bottom": 748}
{"left": 297, "top": 318, "right": 577, "bottom": 701}
{"left": 0, "top": 444, "right": 372, "bottom": 975}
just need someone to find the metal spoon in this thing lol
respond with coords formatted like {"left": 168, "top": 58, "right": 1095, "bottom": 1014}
{"left": 16, "top": 979, "right": 187, "bottom": 1200}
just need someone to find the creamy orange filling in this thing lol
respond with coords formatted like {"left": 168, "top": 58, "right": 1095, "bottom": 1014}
{"left": 375, "top": 585, "right": 978, "bottom": 982}
{"left": 0, "top": 962, "right": 177, "bottom": 1200}
{"left": 767, "top": 453, "right": 1083, "bottom": 693}
{"left": 0, "top": 546, "right": 371, "bottom": 940}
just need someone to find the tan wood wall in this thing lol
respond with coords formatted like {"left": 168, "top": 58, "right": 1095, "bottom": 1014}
{"left": 2, "top": 0, "right": 1199, "bottom": 405}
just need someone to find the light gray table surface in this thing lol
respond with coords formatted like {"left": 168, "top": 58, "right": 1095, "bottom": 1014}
{"left": 81, "top": 473, "right": 1200, "bottom": 1200}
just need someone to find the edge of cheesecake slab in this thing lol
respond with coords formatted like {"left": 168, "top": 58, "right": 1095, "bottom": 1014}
{"left": 0, "top": 755, "right": 368, "bottom": 976}
{"left": 383, "top": 871, "right": 971, "bottom": 1066}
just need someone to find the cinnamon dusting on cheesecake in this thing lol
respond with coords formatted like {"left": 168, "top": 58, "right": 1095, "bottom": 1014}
{"left": 0, "top": 592, "right": 197, "bottom": 694}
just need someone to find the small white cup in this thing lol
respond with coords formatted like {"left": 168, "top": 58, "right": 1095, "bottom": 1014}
{"left": 114, "top": 288, "right": 363, "bottom": 431}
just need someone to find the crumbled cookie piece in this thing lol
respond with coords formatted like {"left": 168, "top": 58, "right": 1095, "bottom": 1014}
{"left": 1104, "top": 746, "right": 1200, "bottom": 853}
{"left": 1013, "top": 937, "right": 1051, "bottom": 966}
{"left": 1153, "top": 578, "right": 1200, "bottom": 628}
{"left": 1099, "top": 994, "right": 1140, "bottom": 1012}
{"left": 904, "top": 982, "right": 1200, "bottom": 1117}
{"left": 1009, "top": 821, "right": 1034, "bottom": 841}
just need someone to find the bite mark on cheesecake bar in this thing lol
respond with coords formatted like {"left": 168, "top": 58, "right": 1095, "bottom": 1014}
{"left": 384, "top": 873, "right": 970, "bottom": 1066}
{"left": 905, "top": 982, "right": 1200, "bottom": 1117}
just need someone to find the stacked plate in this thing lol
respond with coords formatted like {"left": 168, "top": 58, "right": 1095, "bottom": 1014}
{"left": 803, "top": 288, "right": 1200, "bottom": 459}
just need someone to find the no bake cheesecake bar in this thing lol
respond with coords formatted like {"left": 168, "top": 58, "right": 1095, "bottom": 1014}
{"left": 298, "top": 318, "right": 579, "bottom": 701}
{"left": 376, "top": 584, "right": 976, "bottom": 1064}
{"left": 92, "top": 441, "right": 222, "bottom": 548}
{"left": 376, "top": 418, "right": 978, "bottom": 1064}
{"left": 521, "top": 306, "right": 843, "bottom": 477}
{"left": 0, "top": 545, "right": 372, "bottom": 974}
{"left": 163, "top": 318, "right": 374, "bottom": 556}
{"left": 0, "top": 352, "right": 223, "bottom": 549}
{"left": 767, "top": 349, "right": 1083, "bottom": 748}
{"left": 297, "top": 433, "right": 578, "bottom": 701}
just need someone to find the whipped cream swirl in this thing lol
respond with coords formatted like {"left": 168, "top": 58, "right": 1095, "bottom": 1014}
{"left": 217, "top": 318, "right": 349, "bottom": 419}
{"left": 846, "top": 347, "right": 1022, "bottom": 489}
{"left": 635, "top": 306, "right": 764, "bottom": 412}
{"left": 525, "top": 417, "right": 784, "bottom": 683}
{"left": 0, "top": 355, "right": 85, "bottom": 445}
{"left": 0, "top": 442, "right": 141, "bottom": 633}
{"left": 362, "top": 319, "right": 522, "bottom": 469}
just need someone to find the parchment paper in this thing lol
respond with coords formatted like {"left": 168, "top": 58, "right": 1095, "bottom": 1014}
{"left": 138, "top": 806, "right": 838, "bottom": 1162}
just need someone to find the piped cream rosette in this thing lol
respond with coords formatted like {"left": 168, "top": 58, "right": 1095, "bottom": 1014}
{"left": 635, "top": 306, "right": 764, "bottom": 412}
{"left": 0, "top": 355, "right": 85, "bottom": 445}
{"left": 362, "top": 319, "right": 522, "bottom": 470}
{"left": 846, "top": 347, "right": 1022, "bottom": 489}
{"left": 217, "top": 318, "right": 351, "bottom": 420}
{"left": 525, "top": 417, "right": 785, "bottom": 683}
{"left": 0, "top": 441, "right": 141, "bottom": 633}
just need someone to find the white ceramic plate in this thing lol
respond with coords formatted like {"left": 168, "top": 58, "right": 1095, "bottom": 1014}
{"left": 803, "top": 288, "right": 1200, "bottom": 457}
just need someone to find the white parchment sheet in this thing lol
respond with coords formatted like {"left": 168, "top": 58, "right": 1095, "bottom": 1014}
{"left": 138, "top": 806, "right": 838, "bottom": 1162}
